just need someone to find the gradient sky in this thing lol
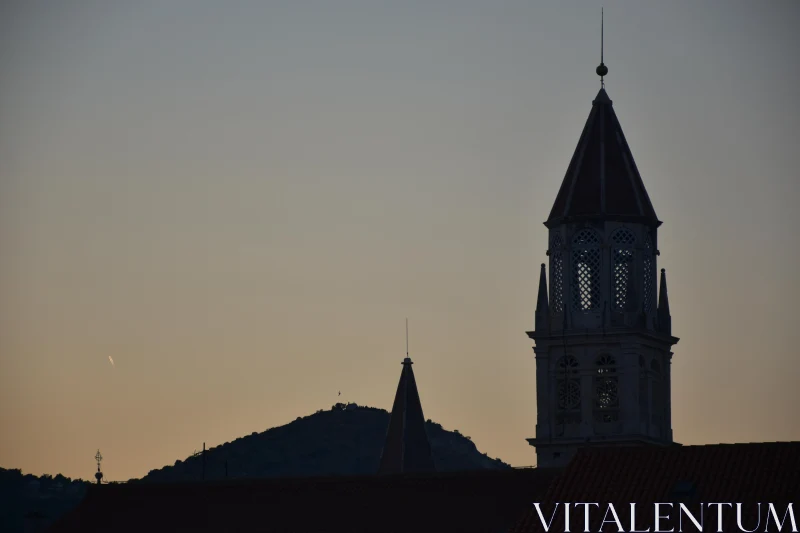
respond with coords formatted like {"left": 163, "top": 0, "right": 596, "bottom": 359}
{"left": 1, "top": 1, "right": 798, "bottom": 482}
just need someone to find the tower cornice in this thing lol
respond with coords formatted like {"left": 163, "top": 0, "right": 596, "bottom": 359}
{"left": 527, "top": 328, "right": 679, "bottom": 348}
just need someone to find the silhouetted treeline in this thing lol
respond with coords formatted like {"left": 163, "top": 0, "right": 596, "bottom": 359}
{"left": 1, "top": 404, "right": 509, "bottom": 531}
{"left": 0, "top": 467, "right": 89, "bottom": 533}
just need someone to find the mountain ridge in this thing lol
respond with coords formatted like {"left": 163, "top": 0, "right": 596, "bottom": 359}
{"left": 1, "top": 403, "right": 509, "bottom": 532}
{"left": 135, "top": 403, "right": 509, "bottom": 483}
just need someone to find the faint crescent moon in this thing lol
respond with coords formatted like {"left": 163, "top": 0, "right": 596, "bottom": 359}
{"left": 108, "top": 356, "right": 115, "bottom": 367}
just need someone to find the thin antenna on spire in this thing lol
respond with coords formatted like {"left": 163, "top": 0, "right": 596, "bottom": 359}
{"left": 405, "top": 318, "right": 409, "bottom": 357}
{"left": 403, "top": 318, "right": 412, "bottom": 365}
{"left": 596, "top": 8, "right": 608, "bottom": 88}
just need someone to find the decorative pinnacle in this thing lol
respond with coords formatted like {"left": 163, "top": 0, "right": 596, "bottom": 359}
{"left": 94, "top": 449, "right": 104, "bottom": 485}
{"left": 596, "top": 8, "right": 608, "bottom": 87}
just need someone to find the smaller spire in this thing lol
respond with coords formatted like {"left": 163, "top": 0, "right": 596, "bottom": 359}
{"left": 378, "top": 348, "right": 434, "bottom": 474}
{"left": 658, "top": 268, "right": 672, "bottom": 335}
{"left": 596, "top": 8, "right": 608, "bottom": 87}
{"left": 535, "top": 264, "right": 549, "bottom": 331}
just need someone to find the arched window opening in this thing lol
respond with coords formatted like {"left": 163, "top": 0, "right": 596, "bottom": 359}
{"left": 643, "top": 235, "right": 655, "bottom": 313}
{"left": 556, "top": 356, "right": 581, "bottom": 425}
{"left": 651, "top": 360, "right": 662, "bottom": 426}
{"left": 594, "top": 355, "right": 619, "bottom": 423}
{"left": 550, "top": 235, "right": 564, "bottom": 315}
{"left": 611, "top": 228, "right": 636, "bottom": 311}
{"left": 571, "top": 229, "right": 601, "bottom": 312}
{"left": 639, "top": 355, "right": 648, "bottom": 423}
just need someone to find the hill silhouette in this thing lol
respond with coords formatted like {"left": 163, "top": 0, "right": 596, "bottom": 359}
{"left": 0, "top": 468, "right": 89, "bottom": 533}
{"left": 137, "top": 403, "right": 509, "bottom": 483}
{"left": 1, "top": 404, "right": 509, "bottom": 532}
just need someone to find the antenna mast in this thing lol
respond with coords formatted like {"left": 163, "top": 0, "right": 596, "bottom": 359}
{"left": 404, "top": 318, "right": 412, "bottom": 365}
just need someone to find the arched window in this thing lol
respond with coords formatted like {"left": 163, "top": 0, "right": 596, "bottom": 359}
{"left": 594, "top": 354, "right": 619, "bottom": 423}
{"left": 571, "top": 229, "right": 601, "bottom": 312}
{"left": 651, "top": 360, "right": 662, "bottom": 426}
{"left": 550, "top": 235, "right": 564, "bottom": 315}
{"left": 639, "top": 355, "right": 648, "bottom": 423}
{"left": 556, "top": 356, "right": 580, "bottom": 425}
{"left": 610, "top": 228, "right": 636, "bottom": 311}
{"left": 643, "top": 234, "right": 655, "bottom": 313}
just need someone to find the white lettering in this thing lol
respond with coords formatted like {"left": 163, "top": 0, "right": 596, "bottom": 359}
{"left": 533, "top": 503, "right": 559, "bottom": 532}
{"left": 766, "top": 503, "right": 798, "bottom": 532}
{"left": 565, "top": 502, "right": 571, "bottom": 533}
{"left": 707, "top": 503, "right": 732, "bottom": 533}
{"left": 526, "top": 502, "right": 796, "bottom": 533}
{"left": 735, "top": 503, "right": 761, "bottom": 533}
{"left": 630, "top": 503, "right": 651, "bottom": 533}
{"left": 600, "top": 503, "right": 624, "bottom": 532}
{"left": 655, "top": 503, "right": 674, "bottom": 533}
{"left": 677, "top": 503, "right": 703, "bottom": 532}
{"left": 575, "top": 503, "right": 600, "bottom": 533}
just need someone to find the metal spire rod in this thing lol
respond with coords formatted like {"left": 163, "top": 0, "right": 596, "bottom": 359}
{"left": 405, "top": 318, "right": 409, "bottom": 357}
{"left": 596, "top": 8, "right": 608, "bottom": 88}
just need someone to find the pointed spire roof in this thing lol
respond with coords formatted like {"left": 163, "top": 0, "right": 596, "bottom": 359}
{"left": 657, "top": 268, "right": 672, "bottom": 335}
{"left": 546, "top": 88, "right": 660, "bottom": 228}
{"left": 535, "top": 263, "right": 549, "bottom": 331}
{"left": 378, "top": 357, "right": 435, "bottom": 475}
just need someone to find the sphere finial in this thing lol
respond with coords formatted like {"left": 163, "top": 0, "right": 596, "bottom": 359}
{"left": 597, "top": 8, "right": 607, "bottom": 87}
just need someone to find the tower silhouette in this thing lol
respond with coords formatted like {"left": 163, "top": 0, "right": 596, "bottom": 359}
{"left": 526, "top": 22, "right": 678, "bottom": 467}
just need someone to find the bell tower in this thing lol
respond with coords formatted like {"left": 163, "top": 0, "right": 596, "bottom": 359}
{"left": 526, "top": 30, "right": 679, "bottom": 468}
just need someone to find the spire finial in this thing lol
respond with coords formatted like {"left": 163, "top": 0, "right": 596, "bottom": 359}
{"left": 404, "top": 318, "right": 411, "bottom": 364}
{"left": 94, "top": 449, "right": 104, "bottom": 485}
{"left": 596, "top": 8, "right": 608, "bottom": 87}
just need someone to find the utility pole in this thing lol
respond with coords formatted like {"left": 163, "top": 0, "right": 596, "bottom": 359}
{"left": 202, "top": 442, "right": 206, "bottom": 481}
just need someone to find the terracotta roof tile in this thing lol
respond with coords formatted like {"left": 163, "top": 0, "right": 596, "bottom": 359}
{"left": 49, "top": 468, "right": 560, "bottom": 533}
{"left": 511, "top": 442, "right": 800, "bottom": 533}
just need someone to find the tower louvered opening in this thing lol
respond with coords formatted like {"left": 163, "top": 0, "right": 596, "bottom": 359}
{"left": 550, "top": 235, "right": 564, "bottom": 315}
{"left": 643, "top": 235, "right": 655, "bottom": 312}
{"left": 556, "top": 356, "right": 581, "bottom": 425}
{"left": 571, "top": 229, "right": 601, "bottom": 312}
{"left": 594, "top": 354, "right": 619, "bottom": 423}
{"left": 610, "top": 228, "right": 636, "bottom": 311}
